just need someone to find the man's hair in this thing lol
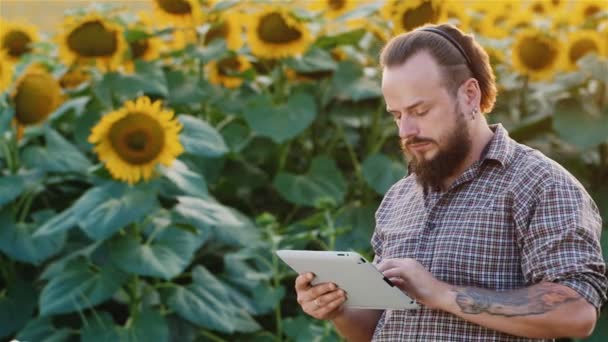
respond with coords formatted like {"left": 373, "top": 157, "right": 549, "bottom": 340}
{"left": 379, "top": 24, "right": 497, "bottom": 114}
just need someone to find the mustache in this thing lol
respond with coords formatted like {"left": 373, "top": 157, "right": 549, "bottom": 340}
{"left": 401, "top": 137, "right": 435, "bottom": 147}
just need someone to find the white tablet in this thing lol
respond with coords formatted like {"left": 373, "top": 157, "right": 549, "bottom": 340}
{"left": 276, "top": 250, "right": 419, "bottom": 310}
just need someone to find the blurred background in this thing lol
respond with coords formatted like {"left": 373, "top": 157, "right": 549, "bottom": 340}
{"left": 0, "top": 0, "right": 606, "bottom": 341}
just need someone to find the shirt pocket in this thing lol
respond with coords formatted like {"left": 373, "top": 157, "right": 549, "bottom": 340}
{"left": 380, "top": 219, "right": 424, "bottom": 260}
{"left": 431, "top": 209, "right": 523, "bottom": 289}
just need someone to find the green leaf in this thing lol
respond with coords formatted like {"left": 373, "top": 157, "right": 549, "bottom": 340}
{"left": 0, "top": 209, "right": 66, "bottom": 264}
{"left": 273, "top": 155, "right": 346, "bottom": 207}
{"left": 160, "top": 159, "right": 208, "bottom": 198}
{"left": 109, "top": 220, "right": 209, "bottom": 280}
{"left": 81, "top": 309, "right": 169, "bottom": 342}
{"left": 39, "top": 259, "right": 128, "bottom": 315}
{"left": 166, "top": 266, "right": 259, "bottom": 333}
{"left": 331, "top": 61, "right": 382, "bottom": 101}
{"left": 314, "top": 28, "right": 366, "bottom": 49}
{"left": 361, "top": 153, "right": 406, "bottom": 195}
{"left": 335, "top": 204, "right": 377, "bottom": 251}
{"left": 174, "top": 196, "right": 260, "bottom": 246}
{"left": 16, "top": 317, "right": 73, "bottom": 342}
{"left": 49, "top": 96, "right": 90, "bottom": 122}
{"left": 553, "top": 98, "right": 608, "bottom": 150}
{"left": 179, "top": 115, "right": 229, "bottom": 157}
{"left": 241, "top": 91, "right": 317, "bottom": 143}
{"left": 80, "top": 312, "right": 121, "bottom": 342}
{"left": 0, "top": 175, "right": 24, "bottom": 206}
{"left": 79, "top": 183, "right": 159, "bottom": 241}
{"left": 0, "top": 279, "right": 37, "bottom": 338}
{"left": 285, "top": 48, "right": 338, "bottom": 73}
{"left": 22, "top": 128, "right": 92, "bottom": 173}
{"left": 35, "top": 182, "right": 154, "bottom": 240}
{"left": 165, "top": 69, "right": 206, "bottom": 106}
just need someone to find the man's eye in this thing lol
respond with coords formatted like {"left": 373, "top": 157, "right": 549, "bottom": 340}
{"left": 415, "top": 110, "right": 428, "bottom": 116}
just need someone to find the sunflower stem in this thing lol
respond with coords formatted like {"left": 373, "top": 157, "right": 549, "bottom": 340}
{"left": 266, "top": 221, "right": 283, "bottom": 342}
{"left": 17, "top": 190, "right": 35, "bottom": 223}
{"left": 199, "top": 330, "right": 228, "bottom": 342}
{"left": 277, "top": 140, "right": 291, "bottom": 174}
{"left": 0, "top": 138, "right": 15, "bottom": 174}
{"left": 335, "top": 122, "right": 363, "bottom": 184}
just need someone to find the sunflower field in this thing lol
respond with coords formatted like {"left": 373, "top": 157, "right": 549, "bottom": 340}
{"left": 0, "top": 0, "right": 607, "bottom": 341}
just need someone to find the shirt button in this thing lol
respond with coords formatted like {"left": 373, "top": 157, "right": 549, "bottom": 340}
{"left": 428, "top": 222, "right": 435, "bottom": 230}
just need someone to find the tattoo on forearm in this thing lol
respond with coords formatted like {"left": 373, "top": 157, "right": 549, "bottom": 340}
{"left": 452, "top": 283, "right": 581, "bottom": 317}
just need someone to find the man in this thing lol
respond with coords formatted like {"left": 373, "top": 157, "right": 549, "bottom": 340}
{"left": 293, "top": 24, "right": 607, "bottom": 341}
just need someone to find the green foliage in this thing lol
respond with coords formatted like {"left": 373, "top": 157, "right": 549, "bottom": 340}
{"left": 0, "top": 3, "right": 607, "bottom": 342}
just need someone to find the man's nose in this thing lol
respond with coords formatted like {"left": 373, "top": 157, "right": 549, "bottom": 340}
{"left": 398, "top": 115, "right": 419, "bottom": 140}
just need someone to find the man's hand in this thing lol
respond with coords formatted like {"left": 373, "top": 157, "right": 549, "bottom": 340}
{"left": 294, "top": 272, "right": 347, "bottom": 320}
{"left": 377, "top": 258, "right": 449, "bottom": 309}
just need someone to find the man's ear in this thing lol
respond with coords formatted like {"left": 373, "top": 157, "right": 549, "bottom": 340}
{"left": 459, "top": 77, "right": 481, "bottom": 109}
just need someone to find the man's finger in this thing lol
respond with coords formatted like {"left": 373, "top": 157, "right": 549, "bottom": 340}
{"left": 376, "top": 258, "right": 396, "bottom": 272}
{"left": 295, "top": 272, "right": 314, "bottom": 291}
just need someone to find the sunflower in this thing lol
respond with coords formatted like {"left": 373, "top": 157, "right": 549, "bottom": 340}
{"left": 480, "top": 8, "right": 510, "bottom": 38}
{"left": 88, "top": 96, "right": 183, "bottom": 184}
{"left": 57, "top": 13, "right": 127, "bottom": 71}
{"left": 203, "top": 13, "right": 244, "bottom": 51}
{"left": 152, "top": 0, "right": 203, "bottom": 28}
{"left": 444, "top": 3, "right": 471, "bottom": 33}
{"left": 124, "top": 25, "right": 163, "bottom": 72}
{"left": 0, "top": 54, "right": 12, "bottom": 92}
{"left": 246, "top": 6, "right": 312, "bottom": 59}
{"left": 505, "top": 8, "right": 537, "bottom": 33}
{"left": 511, "top": 28, "right": 561, "bottom": 81}
{"left": 308, "top": 0, "right": 357, "bottom": 19}
{"left": 206, "top": 55, "right": 252, "bottom": 88}
{"left": 0, "top": 19, "right": 39, "bottom": 63}
{"left": 572, "top": 0, "right": 607, "bottom": 27}
{"left": 11, "top": 65, "right": 62, "bottom": 139}
{"left": 59, "top": 67, "right": 91, "bottom": 90}
{"left": 390, "top": 0, "right": 446, "bottom": 34}
{"left": 562, "top": 30, "right": 607, "bottom": 71}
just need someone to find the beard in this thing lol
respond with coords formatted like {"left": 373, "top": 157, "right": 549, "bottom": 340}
{"left": 400, "top": 105, "right": 472, "bottom": 191}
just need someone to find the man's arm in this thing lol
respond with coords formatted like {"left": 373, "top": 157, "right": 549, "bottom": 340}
{"left": 379, "top": 258, "right": 598, "bottom": 339}
{"left": 331, "top": 308, "right": 383, "bottom": 342}
{"left": 443, "top": 282, "right": 596, "bottom": 339}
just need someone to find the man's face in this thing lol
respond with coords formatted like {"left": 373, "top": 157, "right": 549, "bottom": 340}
{"left": 382, "top": 52, "right": 472, "bottom": 189}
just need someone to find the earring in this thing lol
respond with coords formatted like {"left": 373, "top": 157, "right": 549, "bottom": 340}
{"left": 470, "top": 108, "right": 479, "bottom": 120}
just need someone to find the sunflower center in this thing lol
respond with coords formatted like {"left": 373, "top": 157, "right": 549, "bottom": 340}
{"left": 109, "top": 113, "right": 165, "bottom": 165}
{"left": 569, "top": 39, "right": 599, "bottom": 64}
{"left": 67, "top": 21, "right": 118, "bottom": 57}
{"left": 218, "top": 57, "right": 241, "bottom": 76}
{"left": 257, "top": 12, "right": 302, "bottom": 44}
{"left": 584, "top": 5, "right": 601, "bottom": 18}
{"left": 401, "top": 1, "right": 438, "bottom": 32}
{"left": 518, "top": 36, "right": 558, "bottom": 71}
{"left": 328, "top": 0, "right": 346, "bottom": 11}
{"left": 204, "top": 21, "right": 229, "bottom": 45}
{"left": 14, "top": 73, "right": 61, "bottom": 125}
{"left": 156, "top": 0, "right": 192, "bottom": 15}
{"left": 130, "top": 39, "right": 150, "bottom": 59}
{"left": 3, "top": 30, "right": 32, "bottom": 58}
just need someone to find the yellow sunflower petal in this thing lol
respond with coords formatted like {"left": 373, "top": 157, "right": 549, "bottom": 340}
{"left": 246, "top": 5, "right": 312, "bottom": 59}
{"left": 0, "top": 19, "right": 39, "bottom": 63}
{"left": 511, "top": 28, "right": 561, "bottom": 81}
{"left": 56, "top": 13, "right": 128, "bottom": 72}
{"left": 562, "top": 30, "right": 607, "bottom": 71}
{"left": 89, "top": 95, "right": 183, "bottom": 184}
{"left": 389, "top": 0, "right": 447, "bottom": 35}
{"left": 203, "top": 12, "right": 244, "bottom": 51}
{"left": 0, "top": 53, "right": 13, "bottom": 92}
{"left": 206, "top": 55, "right": 252, "bottom": 88}
{"left": 152, "top": 0, "right": 203, "bottom": 28}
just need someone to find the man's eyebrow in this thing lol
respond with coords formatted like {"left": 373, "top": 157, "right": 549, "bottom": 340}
{"left": 386, "top": 100, "right": 426, "bottom": 113}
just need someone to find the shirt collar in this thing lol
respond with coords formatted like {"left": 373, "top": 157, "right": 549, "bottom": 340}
{"left": 481, "top": 123, "right": 514, "bottom": 168}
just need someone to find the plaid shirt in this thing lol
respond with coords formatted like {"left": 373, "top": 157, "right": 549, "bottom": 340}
{"left": 370, "top": 124, "right": 607, "bottom": 341}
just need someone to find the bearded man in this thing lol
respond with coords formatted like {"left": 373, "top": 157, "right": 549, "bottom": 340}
{"left": 293, "top": 24, "right": 607, "bottom": 341}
